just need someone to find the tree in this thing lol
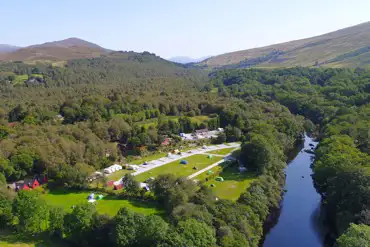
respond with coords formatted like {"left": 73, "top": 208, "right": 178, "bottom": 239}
{"left": 140, "top": 215, "right": 169, "bottom": 246}
{"left": 8, "top": 105, "right": 27, "bottom": 122}
{"left": 150, "top": 175, "right": 198, "bottom": 211}
{"left": 240, "top": 134, "right": 284, "bottom": 175}
{"left": 122, "top": 174, "right": 140, "bottom": 196}
{"left": 64, "top": 203, "right": 96, "bottom": 245}
{"left": 176, "top": 219, "right": 216, "bottom": 247}
{"left": 0, "top": 186, "right": 14, "bottom": 228}
{"left": 13, "top": 190, "right": 50, "bottom": 234}
{"left": 113, "top": 208, "right": 145, "bottom": 246}
{"left": 224, "top": 125, "right": 242, "bottom": 142}
{"left": 336, "top": 223, "right": 370, "bottom": 247}
{"left": 54, "top": 163, "right": 93, "bottom": 188}
{"left": 172, "top": 203, "right": 213, "bottom": 225}
{"left": 108, "top": 117, "right": 131, "bottom": 143}
{"left": 10, "top": 151, "right": 35, "bottom": 179}
{"left": 215, "top": 132, "right": 226, "bottom": 144}
{"left": 49, "top": 207, "right": 65, "bottom": 238}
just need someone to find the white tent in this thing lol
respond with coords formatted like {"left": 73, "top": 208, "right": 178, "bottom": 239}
{"left": 103, "top": 164, "right": 123, "bottom": 174}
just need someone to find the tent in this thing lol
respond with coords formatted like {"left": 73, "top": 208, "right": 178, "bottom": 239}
{"left": 87, "top": 193, "right": 95, "bottom": 200}
{"left": 208, "top": 154, "right": 213, "bottom": 159}
{"left": 180, "top": 160, "right": 188, "bottom": 165}
{"left": 96, "top": 194, "right": 104, "bottom": 200}
{"left": 215, "top": 177, "right": 224, "bottom": 182}
{"left": 207, "top": 170, "right": 214, "bottom": 175}
{"left": 210, "top": 184, "right": 216, "bottom": 187}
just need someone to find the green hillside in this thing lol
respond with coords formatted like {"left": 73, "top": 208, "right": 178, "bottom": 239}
{"left": 200, "top": 21, "right": 370, "bottom": 69}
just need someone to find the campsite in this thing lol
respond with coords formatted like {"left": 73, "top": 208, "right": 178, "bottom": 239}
{"left": 193, "top": 163, "right": 256, "bottom": 201}
{"left": 45, "top": 144, "right": 248, "bottom": 215}
{"left": 134, "top": 154, "right": 223, "bottom": 182}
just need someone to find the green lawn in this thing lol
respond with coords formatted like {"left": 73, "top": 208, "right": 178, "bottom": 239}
{"left": 13, "top": 74, "right": 43, "bottom": 86}
{"left": 207, "top": 147, "right": 236, "bottom": 156}
{"left": 42, "top": 189, "right": 162, "bottom": 216}
{"left": 0, "top": 231, "right": 67, "bottom": 247}
{"left": 135, "top": 154, "right": 223, "bottom": 182}
{"left": 195, "top": 164, "right": 257, "bottom": 201}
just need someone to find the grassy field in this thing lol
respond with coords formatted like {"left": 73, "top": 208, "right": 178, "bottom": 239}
{"left": 195, "top": 164, "right": 256, "bottom": 201}
{"left": 0, "top": 231, "right": 67, "bottom": 247}
{"left": 135, "top": 154, "right": 223, "bottom": 182}
{"left": 42, "top": 189, "right": 162, "bottom": 216}
{"left": 13, "top": 74, "right": 43, "bottom": 85}
{"left": 207, "top": 147, "right": 236, "bottom": 156}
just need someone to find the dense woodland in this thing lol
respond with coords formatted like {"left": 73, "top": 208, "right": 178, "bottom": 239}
{"left": 0, "top": 54, "right": 369, "bottom": 246}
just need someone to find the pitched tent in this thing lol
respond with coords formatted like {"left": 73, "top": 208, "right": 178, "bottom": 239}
{"left": 208, "top": 154, "right": 213, "bottom": 159}
{"left": 215, "top": 177, "right": 224, "bottom": 182}
{"left": 87, "top": 193, "right": 95, "bottom": 200}
{"left": 96, "top": 194, "right": 104, "bottom": 200}
{"left": 207, "top": 170, "right": 214, "bottom": 175}
{"left": 180, "top": 160, "right": 188, "bottom": 165}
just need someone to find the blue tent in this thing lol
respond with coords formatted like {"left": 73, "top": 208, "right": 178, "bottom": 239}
{"left": 180, "top": 160, "right": 188, "bottom": 165}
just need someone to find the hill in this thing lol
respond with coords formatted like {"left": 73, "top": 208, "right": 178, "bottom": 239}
{"left": 200, "top": 21, "right": 370, "bottom": 69}
{"left": 0, "top": 44, "right": 20, "bottom": 53}
{"left": 0, "top": 38, "right": 108, "bottom": 62}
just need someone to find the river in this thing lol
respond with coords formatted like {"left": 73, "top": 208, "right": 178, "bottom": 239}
{"left": 262, "top": 135, "right": 329, "bottom": 247}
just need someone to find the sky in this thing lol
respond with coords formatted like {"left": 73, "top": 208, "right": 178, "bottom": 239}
{"left": 1, "top": 0, "right": 370, "bottom": 59}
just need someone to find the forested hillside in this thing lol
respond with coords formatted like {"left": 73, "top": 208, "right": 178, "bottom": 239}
{"left": 210, "top": 67, "right": 370, "bottom": 243}
{"left": 0, "top": 52, "right": 369, "bottom": 246}
{"left": 200, "top": 22, "right": 370, "bottom": 69}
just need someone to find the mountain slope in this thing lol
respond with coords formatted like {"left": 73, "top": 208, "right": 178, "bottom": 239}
{"left": 200, "top": 21, "right": 370, "bottom": 68}
{"left": 0, "top": 44, "right": 21, "bottom": 53}
{"left": 0, "top": 38, "right": 108, "bottom": 62}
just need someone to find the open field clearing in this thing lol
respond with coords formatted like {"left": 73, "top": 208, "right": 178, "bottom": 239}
{"left": 194, "top": 164, "right": 256, "bottom": 201}
{"left": 41, "top": 189, "right": 162, "bottom": 216}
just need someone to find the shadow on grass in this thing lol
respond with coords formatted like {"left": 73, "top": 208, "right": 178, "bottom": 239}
{"left": 0, "top": 230, "right": 67, "bottom": 247}
{"left": 218, "top": 166, "right": 256, "bottom": 182}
